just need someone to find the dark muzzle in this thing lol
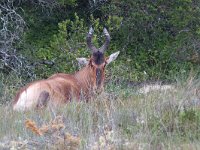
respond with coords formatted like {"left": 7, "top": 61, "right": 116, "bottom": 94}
{"left": 96, "top": 68, "right": 102, "bottom": 87}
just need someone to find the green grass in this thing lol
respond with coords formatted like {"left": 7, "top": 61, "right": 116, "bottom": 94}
{"left": 0, "top": 75, "right": 200, "bottom": 149}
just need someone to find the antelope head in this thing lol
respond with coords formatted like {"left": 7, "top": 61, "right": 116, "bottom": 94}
{"left": 76, "top": 27, "right": 120, "bottom": 91}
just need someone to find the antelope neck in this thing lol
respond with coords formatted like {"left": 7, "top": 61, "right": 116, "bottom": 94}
{"left": 74, "top": 64, "right": 104, "bottom": 90}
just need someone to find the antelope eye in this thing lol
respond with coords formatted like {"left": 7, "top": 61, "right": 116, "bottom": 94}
{"left": 104, "top": 62, "right": 107, "bottom": 67}
{"left": 101, "top": 62, "right": 106, "bottom": 68}
{"left": 91, "top": 61, "right": 97, "bottom": 67}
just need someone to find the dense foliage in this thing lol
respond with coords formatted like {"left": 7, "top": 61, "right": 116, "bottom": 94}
{"left": 0, "top": 0, "right": 200, "bottom": 81}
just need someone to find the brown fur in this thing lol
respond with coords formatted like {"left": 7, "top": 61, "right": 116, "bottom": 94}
{"left": 13, "top": 27, "right": 116, "bottom": 111}
{"left": 13, "top": 58, "right": 106, "bottom": 110}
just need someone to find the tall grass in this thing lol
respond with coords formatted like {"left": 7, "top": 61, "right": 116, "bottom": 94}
{"left": 0, "top": 73, "right": 199, "bottom": 149}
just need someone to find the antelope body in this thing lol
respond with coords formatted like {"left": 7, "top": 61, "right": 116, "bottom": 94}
{"left": 13, "top": 28, "right": 120, "bottom": 111}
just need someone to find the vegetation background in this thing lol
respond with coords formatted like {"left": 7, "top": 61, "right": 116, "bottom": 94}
{"left": 0, "top": 0, "right": 200, "bottom": 149}
{"left": 1, "top": 0, "right": 199, "bottom": 82}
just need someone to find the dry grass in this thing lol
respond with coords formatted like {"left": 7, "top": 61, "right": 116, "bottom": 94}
{"left": 0, "top": 75, "right": 199, "bottom": 149}
{"left": 25, "top": 116, "right": 80, "bottom": 149}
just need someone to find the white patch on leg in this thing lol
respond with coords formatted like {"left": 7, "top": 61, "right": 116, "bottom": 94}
{"left": 13, "top": 91, "right": 28, "bottom": 111}
{"left": 13, "top": 84, "right": 42, "bottom": 111}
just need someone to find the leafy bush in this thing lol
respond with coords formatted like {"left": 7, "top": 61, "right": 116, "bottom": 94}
{"left": 101, "top": 0, "right": 200, "bottom": 81}
{"left": 34, "top": 13, "right": 122, "bottom": 77}
{"left": 2, "top": 0, "right": 199, "bottom": 82}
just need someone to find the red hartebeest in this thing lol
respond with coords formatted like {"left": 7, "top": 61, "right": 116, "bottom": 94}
{"left": 13, "top": 27, "right": 120, "bottom": 111}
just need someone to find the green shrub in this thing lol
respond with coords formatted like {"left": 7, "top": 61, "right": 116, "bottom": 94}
{"left": 101, "top": 0, "right": 200, "bottom": 81}
{"left": 34, "top": 13, "right": 122, "bottom": 78}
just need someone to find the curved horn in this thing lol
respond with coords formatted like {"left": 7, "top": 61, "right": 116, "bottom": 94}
{"left": 99, "top": 28, "right": 110, "bottom": 53}
{"left": 86, "top": 27, "right": 98, "bottom": 53}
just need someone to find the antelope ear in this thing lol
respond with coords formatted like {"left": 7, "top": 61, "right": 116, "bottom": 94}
{"left": 106, "top": 51, "right": 120, "bottom": 65}
{"left": 76, "top": 58, "right": 89, "bottom": 65}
